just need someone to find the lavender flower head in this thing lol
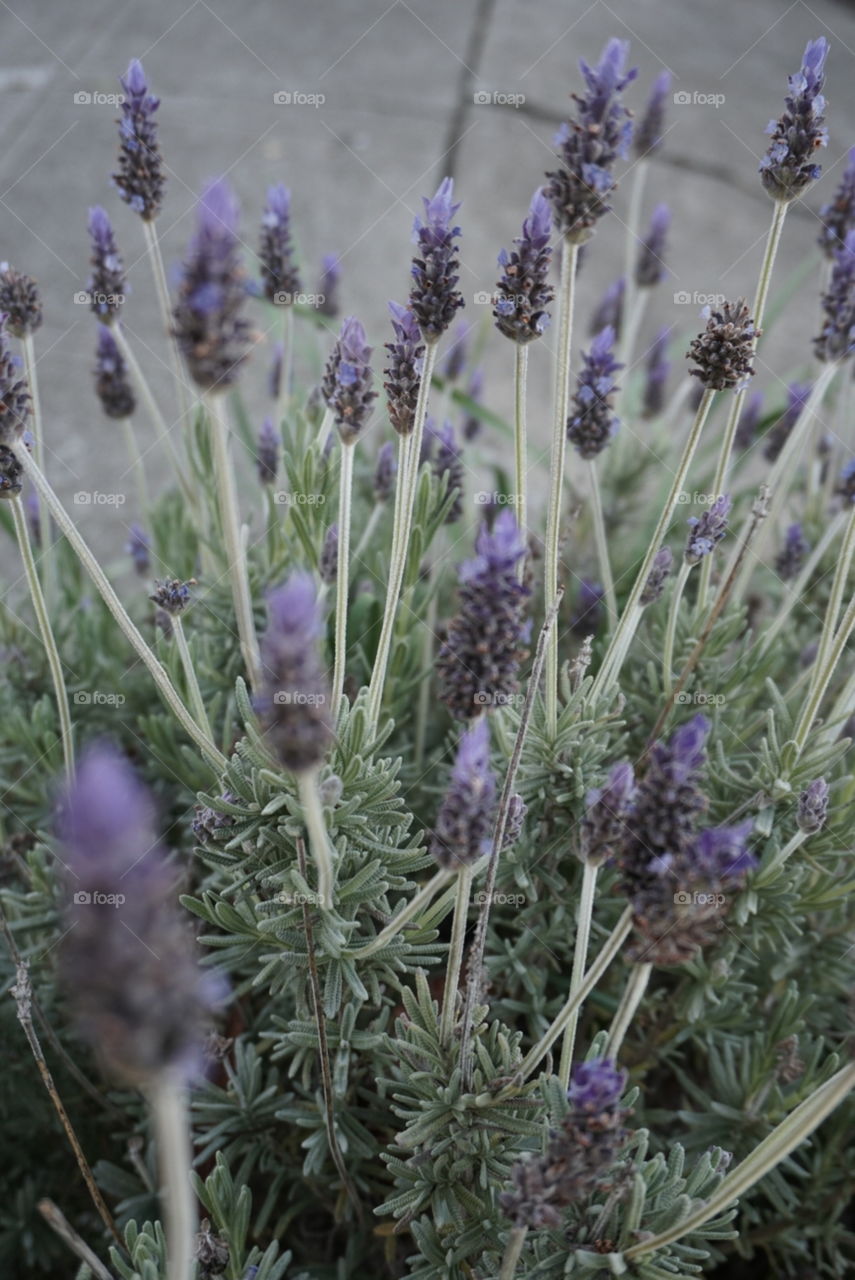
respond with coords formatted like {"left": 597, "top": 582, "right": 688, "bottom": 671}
{"left": 581, "top": 762, "right": 636, "bottom": 865}
{"left": 0, "top": 317, "right": 30, "bottom": 444}
{"left": 436, "top": 510, "right": 530, "bottom": 719}
{"left": 429, "top": 718, "right": 496, "bottom": 869}
{"left": 569, "top": 1057, "right": 627, "bottom": 1111}
{"left": 173, "top": 179, "right": 252, "bottom": 390}
{"left": 113, "top": 58, "right": 164, "bottom": 220}
{"left": 688, "top": 299, "right": 758, "bottom": 391}
{"left": 126, "top": 523, "right": 151, "bottom": 576}
{"left": 634, "top": 69, "right": 672, "bottom": 158}
{"left": 818, "top": 148, "right": 855, "bottom": 258}
{"left": 0, "top": 265, "right": 42, "bottom": 338}
{"left": 256, "top": 416, "right": 279, "bottom": 485}
{"left": 640, "top": 545, "right": 673, "bottom": 605}
{"left": 763, "top": 381, "right": 812, "bottom": 462}
{"left": 685, "top": 494, "right": 731, "bottom": 564}
{"left": 836, "top": 458, "right": 855, "bottom": 504}
{"left": 759, "top": 38, "right": 829, "bottom": 202}
{"left": 734, "top": 388, "right": 764, "bottom": 450}
{"left": 567, "top": 325, "right": 622, "bottom": 458}
{"left": 373, "top": 439, "right": 397, "bottom": 502}
{"left": 693, "top": 820, "right": 756, "bottom": 880}
{"left": 0, "top": 444, "right": 23, "bottom": 499}
{"left": 409, "top": 178, "right": 464, "bottom": 339}
{"left": 635, "top": 203, "right": 671, "bottom": 287}
{"left": 544, "top": 38, "right": 637, "bottom": 243}
{"left": 316, "top": 253, "right": 341, "bottom": 318}
{"left": 94, "top": 325, "right": 135, "bottom": 420}
{"left": 642, "top": 326, "right": 670, "bottom": 418}
{"left": 58, "top": 744, "right": 215, "bottom": 1084}
{"left": 150, "top": 578, "right": 194, "bottom": 615}
{"left": 259, "top": 184, "right": 300, "bottom": 305}
{"left": 814, "top": 229, "right": 855, "bottom": 363}
{"left": 321, "top": 315, "right": 376, "bottom": 444}
{"left": 493, "top": 189, "right": 554, "bottom": 343}
{"left": 797, "top": 778, "right": 829, "bottom": 834}
{"left": 384, "top": 301, "right": 424, "bottom": 436}
{"left": 589, "top": 276, "right": 624, "bottom": 339}
{"left": 256, "top": 573, "right": 333, "bottom": 773}
{"left": 86, "top": 208, "right": 126, "bottom": 319}
{"left": 775, "top": 522, "right": 809, "bottom": 580}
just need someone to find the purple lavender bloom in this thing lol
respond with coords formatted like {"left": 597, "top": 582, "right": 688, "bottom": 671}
{"left": 589, "top": 276, "right": 624, "bottom": 339}
{"left": 544, "top": 38, "right": 637, "bottom": 243}
{"left": 256, "top": 416, "right": 279, "bottom": 485}
{"left": 259, "top": 184, "right": 300, "bottom": 305}
{"left": 734, "top": 388, "right": 764, "bottom": 450}
{"left": 113, "top": 58, "right": 164, "bottom": 220}
{"left": 126, "top": 523, "right": 151, "bottom": 576}
{"left": 316, "top": 253, "right": 341, "bottom": 318}
{"left": 640, "top": 545, "right": 673, "bottom": 605}
{"left": 58, "top": 744, "right": 214, "bottom": 1084}
{"left": 818, "top": 148, "right": 855, "bottom": 258}
{"left": 321, "top": 315, "right": 376, "bottom": 444}
{"left": 814, "top": 229, "right": 855, "bottom": 363}
{"left": 763, "top": 381, "right": 812, "bottom": 462}
{"left": 268, "top": 341, "right": 284, "bottom": 401}
{"left": 441, "top": 318, "right": 469, "bottom": 381}
{"left": 461, "top": 367, "right": 484, "bottom": 440}
{"left": 642, "top": 326, "right": 670, "bottom": 418}
{"left": 0, "top": 317, "right": 30, "bottom": 445}
{"left": 423, "top": 418, "right": 464, "bottom": 522}
{"left": 86, "top": 208, "right": 126, "bottom": 319}
{"left": 569, "top": 1057, "right": 627, "bottom": 1111}
{"left": 0, "top": 265, "right": 42, "bottom": 337}
{"left": 775, "top": 522, "right": 810, "bottom": 580}
{"left": 634, "top": 69, "right": 672, "bottom": 158}
{"left": 429, "top": 718, "right": 496, "bottom": 869}
{"left": 320, "top": 523, "right": 339, "bottom": 585}
{"left": 0, "top": 444, "right": 23, "bottom": 498}
{"left": 409, "top": 177, "right": 465, "bottom": 339}
{"left": 685, "top": 495, "right": 732, "bottom": 564}
{"left": 581, "top": 762, "right": 637, "bottom": 865}
{"left": 256, "top": 573, "right": 333, "bottom": 773}
{"left": 94, "top": 325, "right": 135, "bottom": 420}
{"left": 150, "top": 578, "right": 193, "bottom": 615}
{"left": 493, "top": 189, "right": 554, "bottom": 343}
{"left": 567, "top": 325, "right": 622, "bottom": 458}
{"left": 759, "top": 38, "right": 829, "bottom": 202}
{"left": 373, "top": 439, "right": 397, "bottom": 502}
{"left": 383, "top": 301, "right": 424, "bottom": 437}
{"left": 797, "top": 778, "right": 829, "bottom": 834}
{"left": 173, "top": 179, "right": 252, "bottom": 390}
{"left": 635, "top": 204, "right": 671, "bottom": 288}
{"left": 688, "top": 300, "right": 757, "bottom": 390}
{"left": 436, "top": 511, "right": 530, "bottom": 719}
{"left": 836, "top": 458, "right": 855, "bottom": 504}
{"left": 693, "top": 820, "right": 756, "bottom": 880}
{"left": 570, "top": 578, "right": 605, "bottom": 634}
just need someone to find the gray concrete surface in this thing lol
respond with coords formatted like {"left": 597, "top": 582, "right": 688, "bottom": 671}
{"left": 2, "top": 0, "right": 855, "bottom": 559}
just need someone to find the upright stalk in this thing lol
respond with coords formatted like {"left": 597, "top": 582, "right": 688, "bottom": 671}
{"left": 791, "top": 589, "right": 855, "bottom": 760}
{"left": 120, "top": 416, "right": 150, "bottom": 512}
{"left": 557, "top": 860, "right": 599, "bottom": 1088}
{"left": 150, "top": 1074, "right": 195, "bottom": 1280}
{"left": 278, "top": 304, "right": 294, "bottom": 425}
{"left": 499, "top": 1226, "right": 529, "bottom": 1280}
{"left": 22, "top": 334, "right": 52, "bottom": 584}
{"left": 757, "top": 510, "right": 845, "bottom": 657}
{"left": 112, "top": 323, "right": 193, "bottom": 503}
{"left": 605, "top": 961, "right": 652, "bottom": 1058}
{"left": 10, "top": 496, "right": 74, "bottom": 782}
{"left": 513, "top": 342, "right": 529, "bottom": 578}
{"left": 142, "top": 219, "right": 191, "bottom": 422}
{"left": 346, "top": 866, "right": 454, "bottom": 959}
{"left": 618, "top": 160, "right": 648, "bottom": 378}
{"left": 332, "top": 442, "right": 355, "bottom": 714}
{"left": 810, "top": 503, "right": 855, "bottom": 689}
{"left": 544, "top": 239, "right": 580, "bottom": 735}
{"left": 206, "top": 393, "right": 262, "bottom": 691}
{"left": 171, "top": 615, "right": 213, "bottom": 741}
{"left": 587, "top": 460, "right": 616, "bottom": 630}
{"left": 297, "top": 768, "right": 335, "bottom": 910}
{"left": 439, "top": 865, "right": 473, "bottom": 1047}
{"left": 662, "top": 560, "right": 692, "bottom": 694}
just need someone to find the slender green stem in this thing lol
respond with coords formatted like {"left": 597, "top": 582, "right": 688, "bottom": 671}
{"left": 278, "top": 304, "right": 294, "bottom": 425}
{"left": 591, "top": 388, "right": 716, "bottom": 699}
{"left": 791, "top": 589, "right": 855, "bottom": 760}
{"left": 588, "top": 459, "right": 616, "bottom": 630}
{"left": 619, "top": 289, "right": 649, "bottom": 393}
{"left": 10, "top": 496, "right": 74, "bottom": 782}
{"left": 618, "top": 160, "right": 648, "bottom": 378}
{"left": 22, "top": 334, "right": 52, "bottom": 590}
{"left": 366, "top": 342, "right": 437, "bottom": 731}
{"left": 332, "top": 442, "right": 354, "bottom": 714}
{"left": 544, "top": 239, "right": 580, "bottom": 736}
{"left": 150, "top": 1074, "right": 196, "bottom": 1280}
{"left": 415, "top": 586, "right": 438, "bottom": 769}
{"left": 557, "top": 860, "right": 598, "bottom": 1088}
{"left": 513, "top": 342, "right": 528, "bottom": 578}
{"left": 298, "top": 768, "right": 335, "bottom": 910}
{"left": 662, "top": 560, "right": 692, "bottom": 695}
{"left": 172, "top": 615, "right": 213, "bottom": 741}
{"left": 120, "top": 416, "right": 150, "bottom": 512}
{"left": 142, "top": 219, "right": 191, "bottom": 422}
{"left": 206, "top": 392, "right": 261, "bottom": 691}
{"left": 605, "top": 961, "right": 652, "bottom": 1058}
{"left": 352, "top": 504, "right": 383, "bottom": 564}
{"left": 753, "top": 830, "right": 807, "bottom": 888}
{"left": 499, "top": 1226, "right": 529, "bottom": 1280}
{"left": 624, "top": 1061, "right": 855, "bottom": 1261}
{"left": 39, "top": 1199, "right": 113, "bottom": 1280}
{"left": 811, "top": 503, "right": 855, "bottom": 691}
{"left": 757, "top": 511, "right": 845, "bottom": 657}
{"left": 316, "top": 406, "right": 334, "bottom": 449}
{"left": 826, "top": 665, "right": 855, "bottom": 742}
{"left": 439, "top": 864, "right": 473, "bottom": 1047}
{"left": 112, "top": 323, "right": 193, "bottom": 503}
{"left": 14, "top": 447, "right": 225, "bottom": 772}
{"left": 346, "top": 867, "right": 454, "bottom": 959}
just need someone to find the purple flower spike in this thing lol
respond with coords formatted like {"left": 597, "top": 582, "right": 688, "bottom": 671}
{"left": 567, "top": 325, "right": 622, "bottom": 458}
{"left": 814, "top": 229, "right": 855, "bottom": 363}
{"left": 0, "top": 318, "right": 30, "bottom": 445}
{"left": 256, "top": 416, "right": 279, "bottom": 486}
{"left": 173, "top": 179, "right": 252, "bottom": 390}
{"left": 545, "top": 38, "right": 637, "bottom": 243}
{"left": 256, "top": 573, "right": 334, "bottom": 773}
{"left": 685, "top": 495, "right": 732, "bottom": 564}
{"left": 58, "top": 744, "right": 215, "bottom": 1085}
{"left": 688, "top": 299, "right": 758, "bottom": 390}
{"left": 694, "top": 820, "right": 756, "bottom": 880}
{"left": 836, "top": 458, "right": 855, "bottom": 504}
{"left": 86, "top": 207, "right": 126, "bottom": 319}
{"left": 259, "top": 184, "right": 300, "bottom": 306}
{"left": 0, "top": 265, "right": 42, "bottom": 338}
{"left": 760, "top": 38, "right": 829, "bottom": 202}
{"left": 493, "top": 189, "right": 554, "bottom": 344}
{"left": 126, "top": 523, "right": 151, "bottom": 576}
{"left": 640, "top": 545, "right": 673, "bottom": 605}
{"left": 589, "top": 276, "right": 625, "bottom": 339}
{"left": 429, "top": 718, "right": 496, "bottom": 869}
{"left": 113, "top": 58, "right": 164, "bottom": 220}
{"left": 321, "top": 315, "right": 376, "bottom": 444}
{"left": 763, "top": 381, "right": 812, "bottom": 462}
{"left": 735, "top": 388, "right": 764, "bottom": 450}
{"left": 775, "top": 522, "right": 810, "bottom": 580}
{"left": 635, "top": 203, "right": 671, "bottom": 288}
{"left": 316, "top": 253, "right": 341, "bottom": 318}
{"left": 437, "top": 510, "right": 530, "bottom": 719}
{"left": 642, "top": 326, "right": 670, "bottom": 418}
{"left": 635, "top": 69, "right": 672, "bottom": 158}
{"left": 582, "top": 762, "right": 637, "bottom": 865}
{"left": 94, "top": 325, "right": 135, "bottom": 420}
{"left": 384, "top": 300, "right": 425, "bottom": 437}
{"left": 569, "top": 1057, "right": 627, "bottom": 1111}
{"left": 409, "top": 177, "right": 465, "bottom": 340}
{"left": 797, "top": 778, "right": 829, "bottom": 834}
{"left": 818, "top": 148, "right": 855, "bottom": 259}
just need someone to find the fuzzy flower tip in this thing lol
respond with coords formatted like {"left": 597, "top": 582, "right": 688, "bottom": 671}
{"left": 567, "top": 325, "right": 622, "bottom": 458}
{"left": 545, "top": 38, "right": 637, "bottom": 243}
{"left": 0, "top": 318, "right": 30, "bottom": 445}
{"left": 797, "top": 778, "right": 829, "bottom": 834}
{"left": 173, "top": 179, "right": 252, "bottom": 390}
{"left": 384, "top": 301, "right": 425, "bottom": 437}
{"left": 493, "top": 189, "right": 554, "bottom": 343}
{"left": 818, "top": 148, "right": 855, "bottom": 259}
{"left": 113, "top": 58, "right": 164, "bottom": 220}
{"left": 759, "top": 38, "right": 829, "bottom": 203}
{"left": 321, "top": 315, "right": 376, "bottom": 444}
{"left": 581, "top": 762, "right": 636, "bottom": 865}
{"left": 814, "top": 229, "right": 855, "bottom": 363}
{"left": 642, "top": 326, "right": 670, "bottom": 418}
{"left": 256, "top": 416, "right": 279, "bottom": 485}
{"left": 429, "top": 718, "right": 496, "bottom": 869}
{"left": 0, "top": 265, "right": 42, "bottom": 338}
{"left": 635, "top": 69, "right": 672, "bottom": 158}
{"left": 94, "top": 325, "right": 135, "bottom": 420}
{"left": 58, "top": 744, "right": 215, "bottom": 1085}
{"left": 635, "top": 203, "right": 671, "bottom": 288}
{"left": 436, "top": 510, "right": 530, "bottom": 719}
{"left": 640, "top": 545, "right": 673, "bottom": 605}
{"left": 687, "top": 299, "right": 758, "bottom": 391}
{"left": 86, "top": 208, "right": 126, "bottom": 319}
{"left": 775, "top": 522, "right": 809, "bottom": 580}
{"left": 409, "top": 178, "right": 465, "bottom": 339}
{"left": 259, "top": 184, "right": 300, "bottom": 305}
{"left": 256, "top": 574, "right": 333, "bottom": 773}
{"left": 685, "top": 495, "right": 731, "bottom": 564}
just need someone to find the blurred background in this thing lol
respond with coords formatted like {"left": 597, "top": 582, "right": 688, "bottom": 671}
{"left": 2, "top": 0, "right": 855, "bottom": 550}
